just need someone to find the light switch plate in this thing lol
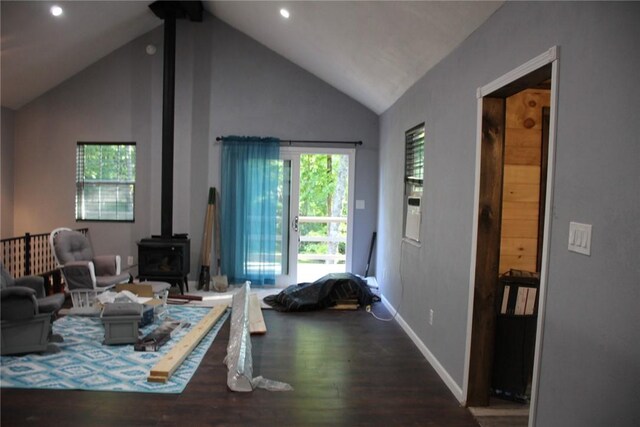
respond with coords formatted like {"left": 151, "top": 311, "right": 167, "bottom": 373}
{"left": 356, "top": 199, "right": 365, "bottom": 210}
{"left": 568, "top": 222, "right": 592, "bottom": 255}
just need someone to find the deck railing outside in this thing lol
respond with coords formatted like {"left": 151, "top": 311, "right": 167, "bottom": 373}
{"left": 1, "top": 228, "right": 88, "bottom": 294}
{"left": 295, "top": 216, "right": 346, "bottom": 283}
{"left": 298, "top": 216, "right": 346, "bottom": 264}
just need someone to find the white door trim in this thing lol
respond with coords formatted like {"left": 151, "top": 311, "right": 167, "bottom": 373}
{"left": 276, "top": 152, "right": 299, "bottom": 286}
{"left": 280, "top": 147, "right": 356, "bottom": 282}
{"left": 463, "top": 47, "right": 560, "bottom": 427}
{"left": 476, "top": 46, "right": 558, "bottom": 99}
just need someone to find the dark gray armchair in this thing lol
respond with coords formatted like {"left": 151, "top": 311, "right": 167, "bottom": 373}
{"left": 50, "top": 228, "right": 131, "bottom": 308}
{"left": 0, "top": 263, "right": 65, "bottom": 355}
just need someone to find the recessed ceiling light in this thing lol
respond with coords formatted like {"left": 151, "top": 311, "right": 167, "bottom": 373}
{"left": 50, "top": 5, "right": 63, "bottom": 17}
{"left": 280, "top": 8, "right": 290, "bottom": 19}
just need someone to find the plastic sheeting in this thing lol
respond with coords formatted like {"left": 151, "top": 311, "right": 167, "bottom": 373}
{"left": 224, "top": 281, "right": 292, "bottom": 392}
{"left": 263, "top": 273, "right": 380, "bottom": 311}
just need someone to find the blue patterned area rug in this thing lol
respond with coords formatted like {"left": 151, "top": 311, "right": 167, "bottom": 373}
{"left": 0, "top": 305, "right": 229, "bottom": 394}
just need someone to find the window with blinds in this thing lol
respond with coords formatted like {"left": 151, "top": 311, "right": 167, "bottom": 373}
{"left": 404, "top": 124, "right": 424, "bottom": 242}
{"left": 405, "top": 123, "right": 425, "bottom": 194}
{"left": 76, "top": 142, "right": 136, "bottom": 222}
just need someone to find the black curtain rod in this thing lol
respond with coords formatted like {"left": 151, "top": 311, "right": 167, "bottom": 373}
{"left": 215, "top": 137, "right": 362, "bottom": 146}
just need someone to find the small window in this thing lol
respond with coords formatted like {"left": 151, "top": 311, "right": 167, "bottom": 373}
{"left": 76, "top": 142, "right": 136, "bottom": 222}
{"left": 404, "top": 124, "right": 424, "bottom": 242}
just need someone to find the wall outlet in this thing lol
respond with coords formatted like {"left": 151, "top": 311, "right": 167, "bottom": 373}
{"left": 429, "top": 309, "right": 434, "bottom": 325}
{"left": 127, "top": 256, "right": 134, "bottom": 266}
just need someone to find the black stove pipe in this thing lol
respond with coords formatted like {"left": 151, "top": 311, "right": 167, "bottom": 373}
{"left": 149, "top": 1, "right": 202, "bottom": 238}
{"left": 160, "top": 11, "right": 176, "bottom": 238}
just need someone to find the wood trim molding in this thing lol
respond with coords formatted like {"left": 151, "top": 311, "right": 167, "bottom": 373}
{"left": 462, "top": 95, "right": 486, "bottom": 405}
{"left": 528, "top": 57, "right": 560, "bottom": 427}
{"left": 467, "top": 97, "right": 506, "bottom": 406}
{"left": 466, "top": 46, "right": 560, "bottom": 426}
{"left": 477, "top": 47, "right": 559, "bottom": 99}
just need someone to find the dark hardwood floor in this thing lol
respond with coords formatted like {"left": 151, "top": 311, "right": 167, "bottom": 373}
{"left": 1, "top": 306, "right": 480, "bottom": 427}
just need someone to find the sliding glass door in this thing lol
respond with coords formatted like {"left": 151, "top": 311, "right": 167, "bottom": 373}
{"left": 276, "top": 148, "right": 355, "bottom": 286}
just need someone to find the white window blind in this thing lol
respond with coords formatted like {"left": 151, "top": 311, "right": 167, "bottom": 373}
{"left": 405, "top": 123, "right": 425, "bottom": 190}
{"left": 404, "top": 124, "right": 425, "bottom": 242}
{"left": 76, "top": 143, "right": 136, "bottom": 221}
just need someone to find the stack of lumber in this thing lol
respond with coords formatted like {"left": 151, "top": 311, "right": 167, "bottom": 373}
{"left": 147, "top": 305, "right": 227, "bottom": 383}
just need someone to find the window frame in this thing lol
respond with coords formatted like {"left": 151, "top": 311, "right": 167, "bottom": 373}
{"left": 75, "top": 141, "right": 136, "bottom": 223}
{"left": 403, "top": 123, "right": 425, "bottom": 243}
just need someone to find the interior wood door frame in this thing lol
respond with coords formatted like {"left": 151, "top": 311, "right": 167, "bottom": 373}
{"left": 466, "top": 96, "right": 506, "bottom": 407}
{"left": 463, "top": 47, "right": 559, "bottom": 426}
{"left": 537, "top": 107, "right": 551, "bottom": 272}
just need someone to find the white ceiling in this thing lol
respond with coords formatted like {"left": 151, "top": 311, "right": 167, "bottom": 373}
{"left": 1, "top": 1, "right": 160, "bottom": 111}
{"left": 1, "top": 1, "right": 502, "bottom": 114}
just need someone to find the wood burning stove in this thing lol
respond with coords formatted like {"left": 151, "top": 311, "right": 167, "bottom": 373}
{"left": 138, "top": 236, "right": 190, "bottom": 294}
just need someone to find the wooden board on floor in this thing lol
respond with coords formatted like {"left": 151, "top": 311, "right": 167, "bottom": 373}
{"left": 167, "top": 294, "right": 203, "bottom": 301}
{"left": 147, "top": 305, "right": 227, "bottom": 383}
{"left": 249, "top": 293, "right": 267, "bottom": 335}
{"left": 329, "top": 300, "right": 360, "bottom": 310}
{"left": 329, "top": 302, "right": 360, "bottom": 310}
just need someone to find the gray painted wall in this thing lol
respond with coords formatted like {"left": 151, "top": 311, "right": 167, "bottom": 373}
{"left": 377, "top": 2, "right": 639, "bottom": 426}
{"left": 1, "top": 107, "right": 15, "bottom": 238}
{"left": 13, "top": 26, "right": 157, "bottom": 261}
{"left": 11, "top": 14, "right": 379, "bottom": 281}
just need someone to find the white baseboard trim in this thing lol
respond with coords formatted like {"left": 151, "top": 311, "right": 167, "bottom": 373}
{"left": 381, "top": 294, "right": 465, "bottom": 403}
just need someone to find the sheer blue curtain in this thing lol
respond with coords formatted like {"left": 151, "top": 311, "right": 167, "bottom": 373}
{"left": 220, "top": 136, "right": 280, "bottom": 285}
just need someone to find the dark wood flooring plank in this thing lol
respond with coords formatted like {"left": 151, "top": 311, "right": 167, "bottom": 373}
{"left": 1, "top": 308, "right": 479, "bottom": 427}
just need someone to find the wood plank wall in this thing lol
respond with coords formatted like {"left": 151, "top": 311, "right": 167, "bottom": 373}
{"left": 499, "top": 89, "right": 550, "bottom": 274}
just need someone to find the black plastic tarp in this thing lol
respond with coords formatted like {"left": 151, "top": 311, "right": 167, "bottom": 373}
{"left": 263, "top": 273, "right": 379, "bottom": 312}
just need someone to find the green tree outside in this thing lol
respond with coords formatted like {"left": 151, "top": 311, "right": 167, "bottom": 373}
{"left": 298, "top": 154, "right": 348, "bottom": 262}
{"left": 77, "top": 143, "right": 135, "bottom": 221}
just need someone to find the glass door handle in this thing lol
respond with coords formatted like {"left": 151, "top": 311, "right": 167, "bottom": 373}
{"left": 292, "top": 215, "right": 299, "bottom": 232}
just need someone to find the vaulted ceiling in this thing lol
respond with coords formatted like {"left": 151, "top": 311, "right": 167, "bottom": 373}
{"left": 1, "top": 1, "right": 502, "bottom": 114}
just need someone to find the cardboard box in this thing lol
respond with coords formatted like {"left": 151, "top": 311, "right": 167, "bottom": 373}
{"left": 115, "top": 283, "right": 163, "bottom": 307}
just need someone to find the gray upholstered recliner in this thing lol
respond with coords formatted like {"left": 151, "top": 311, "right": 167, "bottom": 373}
{"left": 0, "top": 263, "right": 65, "bottom": 355}
{"left": 50, "top": 228, "right": 131, "bottom": 308}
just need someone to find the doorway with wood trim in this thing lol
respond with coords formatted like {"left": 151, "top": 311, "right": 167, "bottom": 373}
{"left": 465, "top": 48, "right": 559, "bottom": 427}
